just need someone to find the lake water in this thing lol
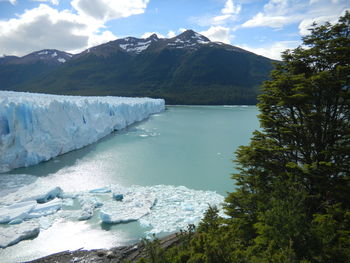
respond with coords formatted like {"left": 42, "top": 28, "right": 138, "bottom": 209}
{"left": 0, "top": 106, "right": 259, "bottom": 262}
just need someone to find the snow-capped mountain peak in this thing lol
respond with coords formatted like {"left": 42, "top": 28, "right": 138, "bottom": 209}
{"left": 176, "top": 30, "right": 210, "bottom": 43}
{"left": 2, "top": 49, "right": 74, "bottom": 65}
{"left": 165, "top": 30, "right": 211, "bottom": 50}
{"left": 31, "top": 49, "right": 72, "bottom": 64}
{"left": 118, "top": 38, "right": 153, "bottom": 54}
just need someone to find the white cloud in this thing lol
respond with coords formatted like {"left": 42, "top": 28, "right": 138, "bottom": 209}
{"left": 0, "top": 4, "right": 88, "bottom": 56}
{"left": 221, "top": 0, "right": 241, "bottom": 15}
{"left": 71, "top": 0, "right": 149, "bottom": 21}
{"left": 238, "top": 40, "right": 301, "bottom": 60}
{"left": 194, "top": 1, "right": 238, "bottom": 44}
{"left": 299, "top": 8, "right": 349, "bottom": 35}
{"left": 242, "top": 12, "right": 298, "bottom": 28}
{"left": 213, "top": 0, "right": 241, "bottom": 25}
{"left": 0, "top": 0, "right": 16, "bottom": 4}
{"left": 167, "top": 30, "right": 176, "bottom": 38}
{"left": 32, "top": 0, "right": 59, "bottom": 5}
{"left": 201, "top": 26, "right": 232, "bottom": 44}
{"left": 263, "top": 0, "right": 289, "bottom": 16}
{"left": 0, "top": 4, "right": 120, "bottom": 56}
{"left": 242, "top": 0, "right": 305, "bottom": 28}
{"left": 190, "top": 0, "right": 241, "bottom": 27}
{"left": 87, "top": 30, "right": 117, "bottom": 50}
{"left": 0, "top": 0, "right": 149, "bottom": 56}
{"left": 242, "top": 0, "right": 348, "bottom": 30}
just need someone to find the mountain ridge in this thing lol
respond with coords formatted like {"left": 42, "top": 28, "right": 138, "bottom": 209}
{"left": 1, "top": 30, "right": 275, "bottom": 105}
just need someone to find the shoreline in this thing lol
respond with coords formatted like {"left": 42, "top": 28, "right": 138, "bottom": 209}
{"left": 29, "top": 233, "right": 180, "bottom": 263}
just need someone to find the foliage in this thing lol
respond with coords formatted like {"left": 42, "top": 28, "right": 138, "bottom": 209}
{"left": 138, "top": 12, "right": 350, "bottom": 263}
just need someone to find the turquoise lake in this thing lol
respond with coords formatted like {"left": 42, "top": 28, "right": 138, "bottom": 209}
{"left": 0, "top": 105, "right": 259, "bottom": 262}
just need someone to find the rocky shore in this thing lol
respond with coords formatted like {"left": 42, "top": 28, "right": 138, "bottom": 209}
{"left": 29, "top": 233, "right": 180, "bottom": 263}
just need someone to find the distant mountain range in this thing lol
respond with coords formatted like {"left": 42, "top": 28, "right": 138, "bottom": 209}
{"left": 0, "top": 30, "right": 275, "bottom": 104}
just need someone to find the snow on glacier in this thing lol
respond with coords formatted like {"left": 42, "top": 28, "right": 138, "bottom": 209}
{"left": 0, "top": 91, "right": 165, "bottom": 172}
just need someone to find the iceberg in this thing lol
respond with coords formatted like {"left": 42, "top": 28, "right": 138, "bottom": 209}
{"left": 27, "top": 198, "right": 62, "bottom": 219}
{"left": 0, "top": 221, "right": 40, "bottom": 248}
{"left": 1, "top": 184, "right": 62, "bottom": 205}
{"left": 34, "top": 186, "right": 63, "bottom": 203}
{"left": 100, "top": 191, "right": 156, "bottom": 224}
{"left": 0, "top": 174, "right": 225, "bottom": 248}
{"left": 78, "top": 194, "right": 103, "bottom": 221}
{"left": 0, "top": 200, "right": 37, "bottom": 224}
{"left": 0, "top": 91, "right": 165, "bottom": 172}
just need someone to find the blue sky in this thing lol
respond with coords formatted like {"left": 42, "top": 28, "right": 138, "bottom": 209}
{"left": 0, "top": 0, "right": 348, "bottom": 59}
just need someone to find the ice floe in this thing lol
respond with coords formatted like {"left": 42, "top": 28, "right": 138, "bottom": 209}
{"left": 0, "top": 200, "right": 37, "bottom": 224}
{"left": 0, "top": 172, "right": 225, "bottom": 248}
{"left": 0, "top": 221, "right": 40, "bottom": 248}
{"left": 100, "top": 190, "right": 156, "bottom": 224}
{"left": 27, "top": 199, "right": 62, "bottom": 219}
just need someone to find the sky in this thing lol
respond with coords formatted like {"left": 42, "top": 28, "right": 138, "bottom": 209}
{"left": 0, "top": 0, "right": 348, "bottom": 60}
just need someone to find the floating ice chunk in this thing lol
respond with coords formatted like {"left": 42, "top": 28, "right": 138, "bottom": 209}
{"left": 0, "top": 180, "right": 225, "bottom": 239}
{"left": 100, "top": 192, "right": 155, "bottom": 224}
{"left": 0, "top": 221, "right": 39, "bottom": 248}
{"left": 1, "top": 184, "right": 63, "bottom": 206}
{"left": 89, "top": 188, "right": 111, "bottom": 194}
{"left": 62, "top": 198, "right": 74, "bottom": 207}
{"left": 78, "top": 195, "right": 103, "bottom": 221}
{"left": 79, "top": 211, "right": 93, "bottom": 221}
{"left": 59, "top": 192, "right": 78, "bottom": 199}
{"left": 181, "top": 203, "right": 194, "bottom": 211}
{"left": 138, "top": 185, "right": 224, "bottom": 235}
{"left": 35, "top": 187, "right": 63, "bottom": 203}
{"left": 0, "top": 200, "right": 37, "bottom": 224}
{"left": 113, "top": 193, "right": 123, "bottom": 201}
{"left": 8, "top": 218, "right": 23, "bottom": 225}
{"left": 27, "top": 198, "right": 62, "bottom": 219}
{"left": 37, "top": 216, "right": 54, "bottom": 230}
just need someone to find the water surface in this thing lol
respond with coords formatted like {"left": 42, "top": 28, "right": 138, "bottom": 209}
{"left": 0, "top": 105, "right": 259, "bottom": 262}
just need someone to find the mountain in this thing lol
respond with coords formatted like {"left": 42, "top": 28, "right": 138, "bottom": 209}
{"left": 1, "top": 30, "right": 275, "bottom": 104}
{"left": 0, "top": 49, "right": 73, "bottom": 91}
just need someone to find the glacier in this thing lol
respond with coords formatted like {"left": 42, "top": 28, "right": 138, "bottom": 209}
{"left": 0, "top": 91, "right": 165, "bottom": 172}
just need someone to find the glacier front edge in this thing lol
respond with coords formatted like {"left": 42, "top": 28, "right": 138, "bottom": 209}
{"left": 0, "top": 91, "right": 165, "bottom": 172}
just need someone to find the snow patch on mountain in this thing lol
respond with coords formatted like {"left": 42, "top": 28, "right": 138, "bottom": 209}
{"left": 119, "top": 40, "right": 152, "bottom": 53}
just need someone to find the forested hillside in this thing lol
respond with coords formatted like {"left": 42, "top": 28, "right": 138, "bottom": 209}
{"left": 2, "top": 31, "right": 274, "bottom": 105}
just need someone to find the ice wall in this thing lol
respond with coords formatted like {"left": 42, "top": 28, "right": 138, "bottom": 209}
{"left": 0, "top": 91, "right": 165, "bottom": 172}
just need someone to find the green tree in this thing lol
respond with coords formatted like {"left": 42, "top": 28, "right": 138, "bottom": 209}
{"left": 137, "top": 13, "right": 350, "bottom": 263}
{"left": 225, "top": 11, "right": 350, "bottom": 261}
